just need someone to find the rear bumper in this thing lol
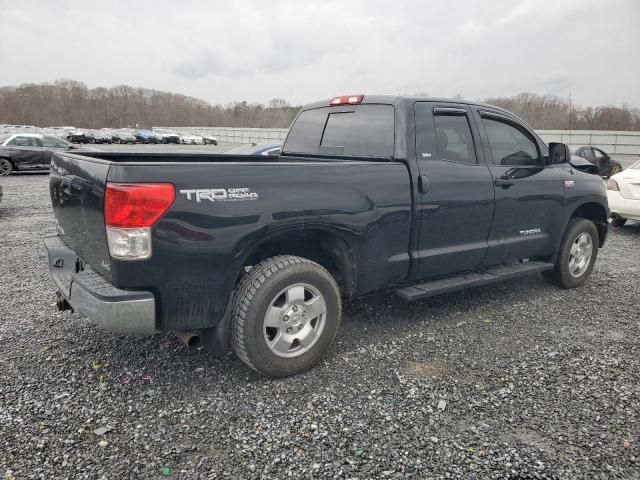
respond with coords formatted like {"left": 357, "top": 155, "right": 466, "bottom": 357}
{"left": 44, "top": 235, "right": 157, "bottom": 334}
{"left": 607, "top": 191, "right": 640, "bottom": 220}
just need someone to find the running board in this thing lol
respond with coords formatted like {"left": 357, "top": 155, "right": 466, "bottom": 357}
{"left": 396, "top": 261, "right": 554, "bottom": 301}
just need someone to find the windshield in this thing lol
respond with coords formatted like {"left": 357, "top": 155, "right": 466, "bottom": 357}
{"left": 631, "top": 161, "right": 640, "bottom": 170}
{"left": 42, "top": 135, "right": 71, "bottom": 148}
{"left": 0, "top": 134, "right": 11, "bottom": 144}
{"left": 42, "top": 136, "right": 71, "bottom": 148}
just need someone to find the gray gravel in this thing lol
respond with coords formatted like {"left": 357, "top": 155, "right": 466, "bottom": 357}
{"left": 1, "top": 172, "right": 639, "bottom": 479}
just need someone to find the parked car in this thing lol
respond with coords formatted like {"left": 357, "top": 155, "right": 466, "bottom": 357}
{"left": 607, "top": 160, "right": 640, "bottom": 227}
{"left": 179, "top": 133, "right": 204, "bottom": 145}
{"left": 111, "top": 130, "right": 137, "bottom": 144}
{"left": 152, "top": 128, "right": 180, "bottom": 144}
{"left": 202, "top": 134, "right": 218, "bottom": 145}
{"left": 44, "top": 94, "right": 609, "bottom": 377}
{"left": 65, "top": 129, "right": 90, "bottom": 144}
{"left": 88, "top": 130, "right": 113, "bottom": 144}
{"left": 574, "top": 146, "right": 623, "bottom": 177}
{"left": 134, "top": 129, "right": 161, "bottom": 144}
{"left": 568, "top": 155, "right": 600, "bottom": 175}
{"left": 0, "top": 133, "right": 86, "bottom": 175}
{"left": 224, "top": 143, "right": 282, "bottom": 156}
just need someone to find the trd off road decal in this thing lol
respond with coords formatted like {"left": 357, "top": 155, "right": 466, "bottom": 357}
{"left": 179, "top": 188, "right": 259, "bottom": 203}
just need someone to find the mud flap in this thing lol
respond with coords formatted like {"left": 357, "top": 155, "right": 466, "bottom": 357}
{"left": 199, "top": 294, "right": 234, "bottom": 358}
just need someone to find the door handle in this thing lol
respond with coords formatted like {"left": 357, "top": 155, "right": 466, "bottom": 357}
{"left": 418, "top": 174, "right": 430, "bottom": 194}
{"left": 494, "top": 177, "right": 515, "bottom": 188}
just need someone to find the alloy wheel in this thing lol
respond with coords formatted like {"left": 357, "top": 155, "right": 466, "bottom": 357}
{"left": 263, "top": 283, "right": 327, "bottom": 358}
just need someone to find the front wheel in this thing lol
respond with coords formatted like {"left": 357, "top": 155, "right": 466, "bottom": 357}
{"left": 543, "top": 218, "right": 599, "bottom": 288}
{"left": 231, "top": 255, "right": 342, "bottom": 377}
{"left": 0, "top": 158, "right": 13, "bottom": 176}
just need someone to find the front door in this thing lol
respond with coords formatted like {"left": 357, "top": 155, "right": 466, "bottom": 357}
{"left": 414, "top": 102, "right": 495, "bottom": 279}
{"left": 473, "top": 109, "right": 566, "bottom": 265}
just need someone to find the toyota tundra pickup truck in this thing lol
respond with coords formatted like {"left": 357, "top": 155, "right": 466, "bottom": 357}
{"left": 44, "top": 95, "right": 609, "bottom": 377}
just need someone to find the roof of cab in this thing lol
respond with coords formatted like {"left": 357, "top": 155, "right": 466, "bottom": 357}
{"left": 303, "top": 95, "right": 519, "bottom": 119}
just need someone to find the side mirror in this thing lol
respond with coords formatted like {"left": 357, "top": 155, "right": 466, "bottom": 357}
{"left": 548, "top": 142, "right": 571, "bottom": 165}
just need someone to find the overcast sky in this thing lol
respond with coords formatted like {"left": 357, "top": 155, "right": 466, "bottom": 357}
{"left": 1, "top": 0, "right": 638, "bottom": 107}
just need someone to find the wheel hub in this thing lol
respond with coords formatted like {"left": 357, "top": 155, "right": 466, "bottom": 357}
{"left": 263, "top": 283, "right": 326, "bottom": 358}
{"left": 568, "top": 232, "right": 593, "bottom": 278}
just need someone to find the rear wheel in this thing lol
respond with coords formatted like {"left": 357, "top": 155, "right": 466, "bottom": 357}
{"left": 231, "top": 255, "right": 342, "bottom": 377}
{"left": 0, "top": 158, "right": 13, "bottom": 176}
{"left": 543, "top": 218, "right": 598, "bottom": 288}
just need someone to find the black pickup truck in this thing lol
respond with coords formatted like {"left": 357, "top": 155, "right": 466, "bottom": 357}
{"left": 44, "top": 95, "right": 609, "bottom": 377}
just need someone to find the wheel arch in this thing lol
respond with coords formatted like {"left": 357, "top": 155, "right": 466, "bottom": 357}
{"left": 238, "top": 226, "right": 357, "bottom": 298}
{"left": 569, "top": 202, "right": 608, "bottom": 247}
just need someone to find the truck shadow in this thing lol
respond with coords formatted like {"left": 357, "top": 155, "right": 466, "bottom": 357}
{"left": 58, "top": 272, "right": 551, "bottom": 389}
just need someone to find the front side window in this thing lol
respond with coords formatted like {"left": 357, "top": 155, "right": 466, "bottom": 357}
{"left": 283, "top": 105, "right": 395, "bottom": 157}
{"left": 482, "top": 118, "right": 540, "bottom": 166}
{"left": 434, "top": 114, "right": 476, "bottom": 164}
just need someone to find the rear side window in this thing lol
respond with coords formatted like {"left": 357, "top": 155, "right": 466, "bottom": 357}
{"left": 8, "top": 136, "right": 39, "bottom": 147}
{"left": 284, "top": 105, "right": 394, "bottom": 157}
{"left": 434, "top": 114, "right": 476, "bottom": 164}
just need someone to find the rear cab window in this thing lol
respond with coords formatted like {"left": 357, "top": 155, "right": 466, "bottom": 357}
{"left": 283, "top": 104, "right": 395, "bottom": 158}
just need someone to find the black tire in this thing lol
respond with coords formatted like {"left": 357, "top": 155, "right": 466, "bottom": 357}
{"left": 0, "top": 158, "right": 13, "bottom": 176}
{"left": 543, "top": 218, "right": 599, "bottom": 289}
{"left": 231, "top": 255, "right": 342, "bottom": 377}
{"left": 612, "top": 216, "right": 627, "bottom": 228}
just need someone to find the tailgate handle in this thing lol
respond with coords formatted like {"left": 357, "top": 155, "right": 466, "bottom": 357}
{"left": 418, "top": 174, "right": 430, "bottom": 194}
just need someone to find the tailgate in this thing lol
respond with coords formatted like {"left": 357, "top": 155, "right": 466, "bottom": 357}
{"left": 50, "top": 152, "right": 113, "bottom": 280}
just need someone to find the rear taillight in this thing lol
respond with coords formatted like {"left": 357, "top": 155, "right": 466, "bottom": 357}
{"left": 105, "top": 182, "right": 175, "bottom": 260}
{"left": 330, "top": 95, "right": 364, "bottom": 106}
{"left": 607, "top": 178, "right": 620, "bottom": 191}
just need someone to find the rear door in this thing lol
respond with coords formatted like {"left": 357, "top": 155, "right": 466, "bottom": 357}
{"left": 5, "top": 135, "right": 44, "bottom": 169}
{"left": 413, "top": 102, "right": 494, "bottom": 278}
{"left": 473, "top": 108, "right": 566, "bottom": 265}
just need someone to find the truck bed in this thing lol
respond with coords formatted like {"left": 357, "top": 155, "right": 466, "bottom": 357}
{"left": 48, "top": 150, "right": 414, "bottom": 331}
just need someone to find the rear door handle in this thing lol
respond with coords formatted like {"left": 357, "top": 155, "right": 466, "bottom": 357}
{"left": 418, "top": 174, "right": 430, "bottom": 194}
{"left": 495, "top": 177, "right": 515, "bottom": 188}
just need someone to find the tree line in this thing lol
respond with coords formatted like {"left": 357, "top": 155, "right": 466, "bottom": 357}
{"left": 484, "top": 92, "right": 640, "bottom": 131}
{"left": 0, "top": 80, "right": 300, "bottom": 129}
{"left": 0, "top": 80, "right": 638, "bottom": 131}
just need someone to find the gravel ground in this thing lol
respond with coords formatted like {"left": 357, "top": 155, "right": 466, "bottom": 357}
{"left": 0, "top": 172, "right": 638, "bottom": 480}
